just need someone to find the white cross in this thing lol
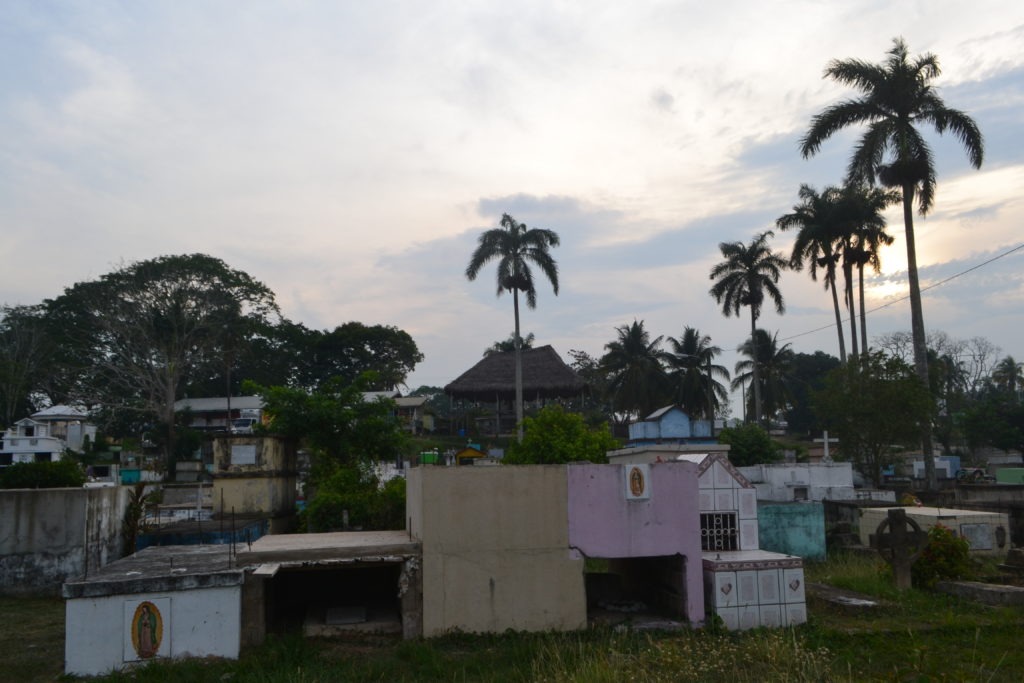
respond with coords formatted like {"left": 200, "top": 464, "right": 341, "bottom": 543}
{"left": 814, "top": 431, "right": 839, "bottom": 463}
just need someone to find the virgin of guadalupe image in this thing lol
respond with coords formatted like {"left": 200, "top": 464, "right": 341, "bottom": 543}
{"left": 133, "top": 602, "right": 161, "bottom": 658}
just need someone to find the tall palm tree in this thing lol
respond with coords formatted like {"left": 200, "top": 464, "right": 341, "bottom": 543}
{"left": 709, "top": 231, "right": 787, "bottom": 426}
{"left": 776, "top": 185, "right": 847, "bottom": 363}
{"left": 600, "top": 320, "right": 669, "bottom": 420}
{"left": 992, "top": 356, "right": 1023, "bottom": 399}
{"left": 800, "top": 37, "right": 984, "bottom": 489}
{"left": 665, "top": 327, "right": 730, "bottom": 422}
{"left": 844, "top": 186, "right": 898, "bottom": 352}
{"left": 466, "top": 213, "right": 560, "bottom": 440}
{"left": 732, "top": 329, "right": 795, "bottom": 426}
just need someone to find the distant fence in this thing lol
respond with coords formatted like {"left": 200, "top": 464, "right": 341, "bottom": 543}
{"left": 0, "top": 486, "right": 131, "bottom": 595}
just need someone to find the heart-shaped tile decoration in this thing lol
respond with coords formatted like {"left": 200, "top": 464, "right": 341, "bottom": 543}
{"left": 789, "top": 579, "right": 801, "bottom": 592}
{"left": 721, "top": 583, "right": 733, "bottom": 596}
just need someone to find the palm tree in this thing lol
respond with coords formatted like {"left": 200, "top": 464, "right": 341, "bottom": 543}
{"left": 709, "top": 230, "right": 787, "bottom": 426}
{"left": 844, "top": 186, "right": 898, "bottom": 352}
{"left": 665, "top": 327, "right": 730, "bottom": 421}
{"left": 466, "top": 213, "right": 560, "bottom": 440}
{"left": 484, "top": 332, "right": 535, "bottom": 357}
{"left": 800, "top": 37, "right": 984, "bottom": 488}
{"left": 732, "top": 329, "right": 795, "bottom": 426}
{"left": 992, "top": 356, "right": 1023, "bottom": 399}
{"left": 776, "top": 185, "right": 847, "bottom": 363}
{"left": 600, "top": 320, "right": 669, "bottom": 420}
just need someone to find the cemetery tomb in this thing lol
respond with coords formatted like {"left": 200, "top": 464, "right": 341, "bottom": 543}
{"left": 235, "top": 530, "right": 422, "bottom": 639}
{"left": 62, "top": 545, "right": 247, "bottom": 677}
{"left": 607, "top": 447, "right": 807, "bottom": 630}
{"left": 859, "top": 507, "right": 1010, "bottom": 556}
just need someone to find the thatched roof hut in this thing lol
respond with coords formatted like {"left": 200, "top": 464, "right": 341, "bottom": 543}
{"left": 444, "top": 345, "right": 585, "bottom": 401}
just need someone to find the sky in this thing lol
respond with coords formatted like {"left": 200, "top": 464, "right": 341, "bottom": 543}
{"left": 2, "top": 1, "right": 1022, "bottom": 415}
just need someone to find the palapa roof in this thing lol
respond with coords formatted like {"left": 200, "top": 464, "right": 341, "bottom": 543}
{"left": 444, "top": 345, "right": 585, "bottom": 401}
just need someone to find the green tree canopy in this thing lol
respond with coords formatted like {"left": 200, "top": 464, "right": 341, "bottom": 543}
{"left": 716, "top": 423, "right": 782, "bottom": 467}
{"left": 814, "top": 352, "right": 932, "bottom": 486}
{"left": 45, "top": 254, "right": 279, "bottom": 464}
{"left": 246, "top": 372, "right": 406, "bottom": 469}
{"left": 503, "top": 405, "right": 618, "bottom": 464}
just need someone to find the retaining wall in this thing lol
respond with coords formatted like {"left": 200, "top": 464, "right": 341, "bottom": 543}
{"left": 0, "top": 486, "right": 131, "bottom": 595}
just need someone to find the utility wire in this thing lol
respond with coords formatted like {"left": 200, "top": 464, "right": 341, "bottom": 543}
{"left": 776, "top": 242, "right": 1024, "bottom": 344}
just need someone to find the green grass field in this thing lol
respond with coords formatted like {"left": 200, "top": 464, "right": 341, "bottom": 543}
{"left": 5, "top": 553, "right": 1023, "bottom": 682}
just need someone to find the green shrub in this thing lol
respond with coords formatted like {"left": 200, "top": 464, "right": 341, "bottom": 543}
{"left": 306, "top": 466, "right": 406, "bottom": 532}
{"left": 504, "top": 405, "right": 619, "bottom": 464}
{"left": 912, "top": 524, "right": 975, "bottom": 588}
{"left": 0, "top": 459, "right": 86, "bottom": 489}
{"left": 716, "top": 423, "right": 782, "bottom": 466}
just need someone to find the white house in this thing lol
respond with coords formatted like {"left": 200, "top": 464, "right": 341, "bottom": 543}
{"left": 0, "top": 405, "right": 97, "bottom": 465}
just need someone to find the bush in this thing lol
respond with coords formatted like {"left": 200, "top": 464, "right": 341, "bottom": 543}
{"left": 504, "top": 405, "right": 619, "bottom": 464}
{"left": 306, "top": 465, "right": 406, "bottom": 532}
{"left": 716, "top": 424, "right": 782, "bottom": 466}
{"left": 912, "top": 524, "right": 975, "bottom": 588}
{"left": 0, "top": 459, "right": 86, "bottom": 489}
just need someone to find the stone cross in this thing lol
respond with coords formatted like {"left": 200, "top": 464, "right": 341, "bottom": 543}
{"left": 871, "top": 508, "right": 928, "bottom": 590}
{"left": 814, "top": 431, "right": 839, "bottom": 463}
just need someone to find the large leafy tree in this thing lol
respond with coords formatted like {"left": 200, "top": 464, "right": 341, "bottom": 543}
{"left": 801, "top": 37, "right": 984, "bottom": 489}
{"left": 709, "top": 231, "right": 787, "bottom": 425}
{"left": 732, "top": 329, "right": 795, "bottom": 426}
{"left": 45, "top": 254, "right": 279, "bottom": 466}
{"left": 815, "top": 352, "right": 933, "bottom": 486}
{"left": 465, "top": 213, "right": 560, "bottom": 441}
{"left": 600, "top": 320, "right": 669, "bottom": 420}
{"left": 664, "top": 327, "right": 729, "bottom": 421}
{"left": 783, "top": 351, "right": 841, "bottom": 437}
{"left": 295, "top": 322, "right": 423, "bottom": 392}
{"left": 776, "top": 185, "right": 848, "bottom": 362}
{"left": 0, "top": 305, "right": 53, "bottom": 426}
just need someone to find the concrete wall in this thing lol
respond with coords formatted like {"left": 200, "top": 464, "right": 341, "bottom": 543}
{"left": 859, "top": 507, "right": 1010, "bottom": 556}
{"left": 566, "top": 462, "right": 704, "bottom": 624}
{"left": 0, "top": 486, "right": 130, "bottom": 595}
{"left": 757, "top": 503, "right": 826, "bottom": 561}
{"left": 65, "top": 586, "right": 241, "bottom": 676}
{"left": 211, "top": 435, "right": 296, "bottom": 517}
{"left": 407, "top": 466, "right": 586, "bottom": 636}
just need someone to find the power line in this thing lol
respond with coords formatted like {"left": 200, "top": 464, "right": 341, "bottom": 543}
{"left": 777, "top": 242, "right": 1024, "bottom": 344}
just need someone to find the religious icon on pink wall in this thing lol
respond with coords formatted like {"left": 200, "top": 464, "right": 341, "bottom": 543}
{"left": 131, "top": 601, "right": 163, "bottom": 659}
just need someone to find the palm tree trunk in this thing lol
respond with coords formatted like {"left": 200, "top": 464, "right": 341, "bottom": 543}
{"left": 903, "top": 182, "right": 936, "bottom": 490}
{"left": 845, "top": 260, "right": 859, "bottom": 357}
{"left": 513, "top": 288, "right": 524, "bottom": 442}
{"left": 858, "top": 263, "right": 868, "bottom": 352}
{"left": 750, "top": 313, "right": 762, "bottom": 428}
{"left": 827, "top": 266, "right": 847, "bottom": 363}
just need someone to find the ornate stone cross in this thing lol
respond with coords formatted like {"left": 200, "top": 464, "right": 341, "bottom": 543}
{"left": 871, "top": 508, "right": 928, "bottom": 590}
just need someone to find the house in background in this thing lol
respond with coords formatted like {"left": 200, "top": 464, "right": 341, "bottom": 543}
{"left": 395, "top": 396, "right": 432, "bottom": 434}
{"left": 627, "top": 406, "right": 714, "bottom": 446}
{"left": 0, "top": 405, "right": 97, "bottom": 466}
{"left": 174, "top": 396, "right": 264, "bottom": 432}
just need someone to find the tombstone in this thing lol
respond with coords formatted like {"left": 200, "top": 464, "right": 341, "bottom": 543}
{"left": 814, "top": 431, "right": 839, "bottom": 464}
{"left": 870, "top": 508, "right": 927, "bottom": 590}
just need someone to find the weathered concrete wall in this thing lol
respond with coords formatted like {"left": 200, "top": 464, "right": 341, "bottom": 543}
{"left": 566, "top": 462, "right": 705, "bottom": 624}
{"left": 408, "top": 466, "right": 586, "bottom": 636}
{"left": 65, "top": 585, "right": 241, "bottom": 676}
{"left": 0, "top": 486, "right": 130, "bottom": 595}
{"left": 211, "top": 435, "right": 296, "bottom": 517}
{"left": 859, "top": 507, "right": 1010, "bottom": 556}
{"left": 757, "top": 503, "right": 826, "bottom": 561}
{"left": 953, "top": 485, "right": 1024, "bottom": 547}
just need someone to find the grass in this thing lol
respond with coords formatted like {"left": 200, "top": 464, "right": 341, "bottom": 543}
{"left": 6, "top": 552, "right": 1024, "bottom": 681}
{"left": 0, "top": 594, "right": 65, "bottom": 683}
